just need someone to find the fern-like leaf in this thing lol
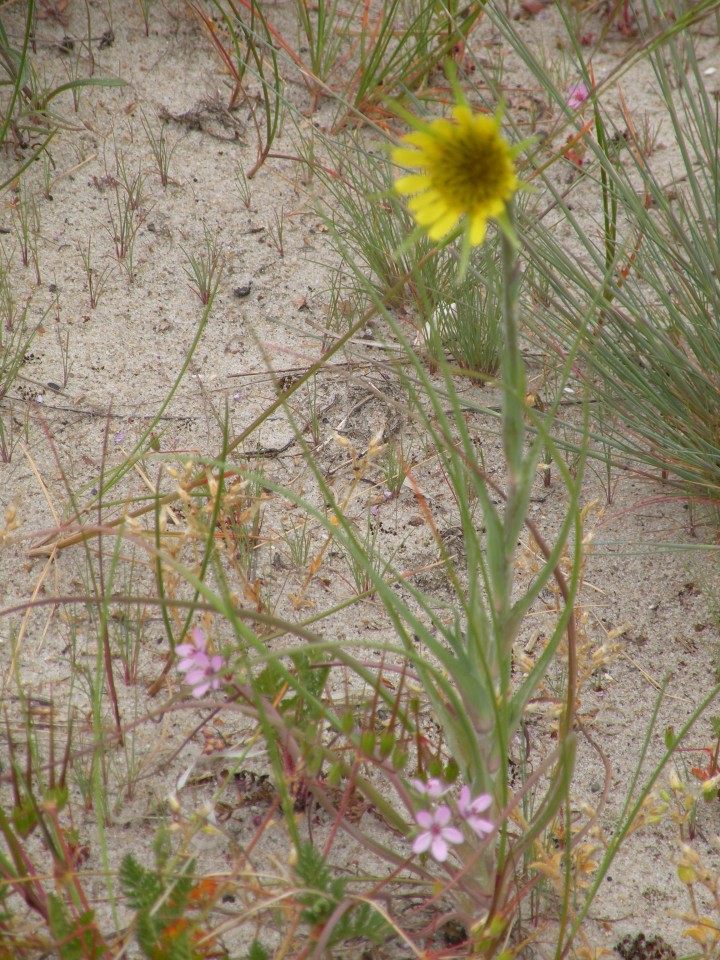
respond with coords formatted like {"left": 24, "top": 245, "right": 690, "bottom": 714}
{"left": 120, "top": 854, "right": 164, "bottom": 910}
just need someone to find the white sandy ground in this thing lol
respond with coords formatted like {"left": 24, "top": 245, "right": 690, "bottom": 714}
{"left": 1, "top": 0, "right": 719, "bottom": 955}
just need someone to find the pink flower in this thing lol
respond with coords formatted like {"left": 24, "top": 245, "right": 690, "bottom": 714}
{"left": 567, "top": 81, "right": 589, "bottom": 110}
{"left": 410, "top": 777, "right": 449, "bottom": 799}
{"left": 176, "top": 627, "right": 224, "bottom": 698}
{"left": 457, "top": 786, "right": 494, "bottom": 838}
{"left": 412, "top": 805, "right": 463, "bottom": 862}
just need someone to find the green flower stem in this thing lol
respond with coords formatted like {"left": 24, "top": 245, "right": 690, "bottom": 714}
{"left": 498, "top": 204, "right": 530, "bottom": 673}
{"left": 500, "top": 203, "right": 526, "bottom": 500}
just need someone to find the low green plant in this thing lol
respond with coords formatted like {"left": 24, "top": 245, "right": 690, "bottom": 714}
{"left": 0, "top": 273, "right": 43, "bottom": 460}
{"left": 380, "top": 439, "right": 408, "bottom": 498}
{"left": 78, "top": 233, "right": 113, "bottom": 310}
{"left": 267, "top": 205, "right": 285, "bottom": 257}
{"left": 140, "top": 110, "right": 178, "bottom": 188}
{"left": 342, "top": 511, "right": 384, "bottom": 597}
{"left": 339, "top": 0, "right": 481, "bottom": 127}
{"left": 182, "top": 223, "right": 224, "bottom": 305}
{"left": 234, "top": 162, "right": 252, "bottom": 208}
{"left": 281, "top": 512, "right": 313, "bottom": 569}
{"left": 11, "top": 184, "right": 41, "bottom": 284}
{"left": 107, "top": 181, "right": 140, "bottom": 281}
{"left": 421, "top": 241, "right": 504, "bottom": 376}
{"left": 311, "top": 134, "right": 434, "bottom": 313}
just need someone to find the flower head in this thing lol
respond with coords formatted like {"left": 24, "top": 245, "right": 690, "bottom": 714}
{"left": 457, "top": 786, "right": 494, "bottom": 838}
{"left": 567, "top": 82, "right": 589, "bottom": 111}
{"left": 410, "top": 777, "right": 450, "bottom": 799}
{"left": 176, "top": 627, "right": 224, "bottom": 698}
{"left": 412, "top": 805, "right": 464, "bottom": 862}
{"left": 393, "top": 104, "right": 522, "bottom": 248}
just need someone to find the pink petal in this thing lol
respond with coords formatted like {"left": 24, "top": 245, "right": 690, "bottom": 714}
{"left": 411, "top": 777, "right": 447, "bottom": 798}
{"left": 430, "top": 836, "right": 449, "bottom": 862}
{"left": 184, "top": 667, "right": 207, "bottom": 687}
{"left": 441, "top": 826, "right": 464, "bottom": 845}
{"left": 191, "top": 627, "right": 207, "bottom": 651}
{"left": 412, "top": 832, "right": 433, "bottom": 855}
{"left": 458, "top": 785, "right": 471, "bottom": 816}
{"left": 425, "top": 778, "right": 446, "bottom": 798}
{"left": 434, "top": 805, "right": 452, "bottom": 827}
{"left": 191, "top": 682, "right": 210, "bottom": 698}
{"left": 470, "top": 794, "right": 492, "bottom": 814}
{"left": 415, "top": 809, "right": 433, "bottom": 829}
{"left": 467, "top": 817, "right": 494, "bottom": 837}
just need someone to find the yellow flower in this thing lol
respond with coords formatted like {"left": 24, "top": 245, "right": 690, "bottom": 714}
{"left": 393, "top": 105, "right": 521, "bottom": 247}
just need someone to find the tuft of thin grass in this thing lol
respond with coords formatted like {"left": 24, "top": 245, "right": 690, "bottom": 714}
{"left": 488, "top": 0, "right": 720, "bottom": 507}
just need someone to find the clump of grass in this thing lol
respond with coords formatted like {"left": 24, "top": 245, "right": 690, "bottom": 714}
{"left": 100, "top": 143, "right": 153, "bottom": 282}
{"left": 140, "top": 109, "right": 178, "bottom": 188}
{"left": 11, "top": 183, "right": 41, "bottom": 283}
{"left": 313, "top": 135, "right": 432, "bottom": 312}
{"left": 0, "top": 5, "right": 123, "bottom": 191}
{"left": 78, "top": 233, "right": 113, "bottom": 309}
{"left": 419, "top": 241, "right": 504, "bottom": 377}
{"left": 182, "top": 223, "right": 224, "bottom": 305}
{"left": 494, "top": 0, "right": 720, "bottom": 506}
{"left": 194, "top": 0, "right": 283, "bottom": 176}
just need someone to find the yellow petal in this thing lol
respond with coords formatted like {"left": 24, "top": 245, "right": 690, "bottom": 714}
{"left": 476, "top": 197, "right": 506, "bottom": 220}
{"left": 392, "top": 147, "right": 423, "bottom": 168}
{"left": 452, "top": 105, "right": 474, "bottom": 128}
{"left": 470, "top": 114, "right": 499, "bottom": 137}
{"left": 469, "top": 213, "right": 488, "bottom": 246}
{"left": 402, "top": 131, "right": 437, "bottom": 151}
{"left": 414, "top": 203, "right": 449, "bottom": 226}
{"left": 427, "top": 209, "right": 460, "bottom": 240}
{"left": 430, "top": 118, "right": 455, "bottom": 140}
{"left": 394, "top": 173, "right": 433, "bottom": 194}
{"left": 408, "top": 189, "right": 442, "bottom": 211}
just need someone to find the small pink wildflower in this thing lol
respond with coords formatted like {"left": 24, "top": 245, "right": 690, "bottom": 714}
{"left": 412, "top": 805, "right": 464, "bottom": 862}
{"left": 567, "top": 81, "right": 589, "bottom": 111}
{"left": 410, "top": 777, "right": 449, "bottom": 799}
{"left": 176, "top": 627, "right": 224, "bottom": 698}
{"left": 457, "top": 786, "right": 494, "bottom": 838}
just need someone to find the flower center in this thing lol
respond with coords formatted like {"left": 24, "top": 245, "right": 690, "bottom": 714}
{"left": 432, "top": 131, "right": 512, "bottom": 210}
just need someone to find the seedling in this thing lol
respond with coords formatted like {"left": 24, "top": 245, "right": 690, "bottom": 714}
{"left": 106, "top": 151, "right": 150, "bottom": 283}
{"left": 116, "top": 151, "right": 145, "bottom": 212}
{"left": 267, "top": 205, "right": 285, "bottom": 257}
{"left": 181, "top": 224, "right": 224, "bottom": 305}
{"left": 282, "top": 512, "right": 314, "bottom": 569}
{"left": 52, "top": 304, "right": 74, "bottom": 389}
{"left": 11, "top": 184, "right": 41, "bottom": 284}
{"left": 140, "top": 110, "right": 178, "bottom": 187}
{"left": 380, "top": 440, "right": 409, "bottom": 498}
{"left": 234, "top": 163, "right": 252, "bottom": 208}
{"left": 136, "top": 0, "right": 153, "bottom": 36}
{"left": 78, "top": 234, "right": 113, "bottom": 309}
